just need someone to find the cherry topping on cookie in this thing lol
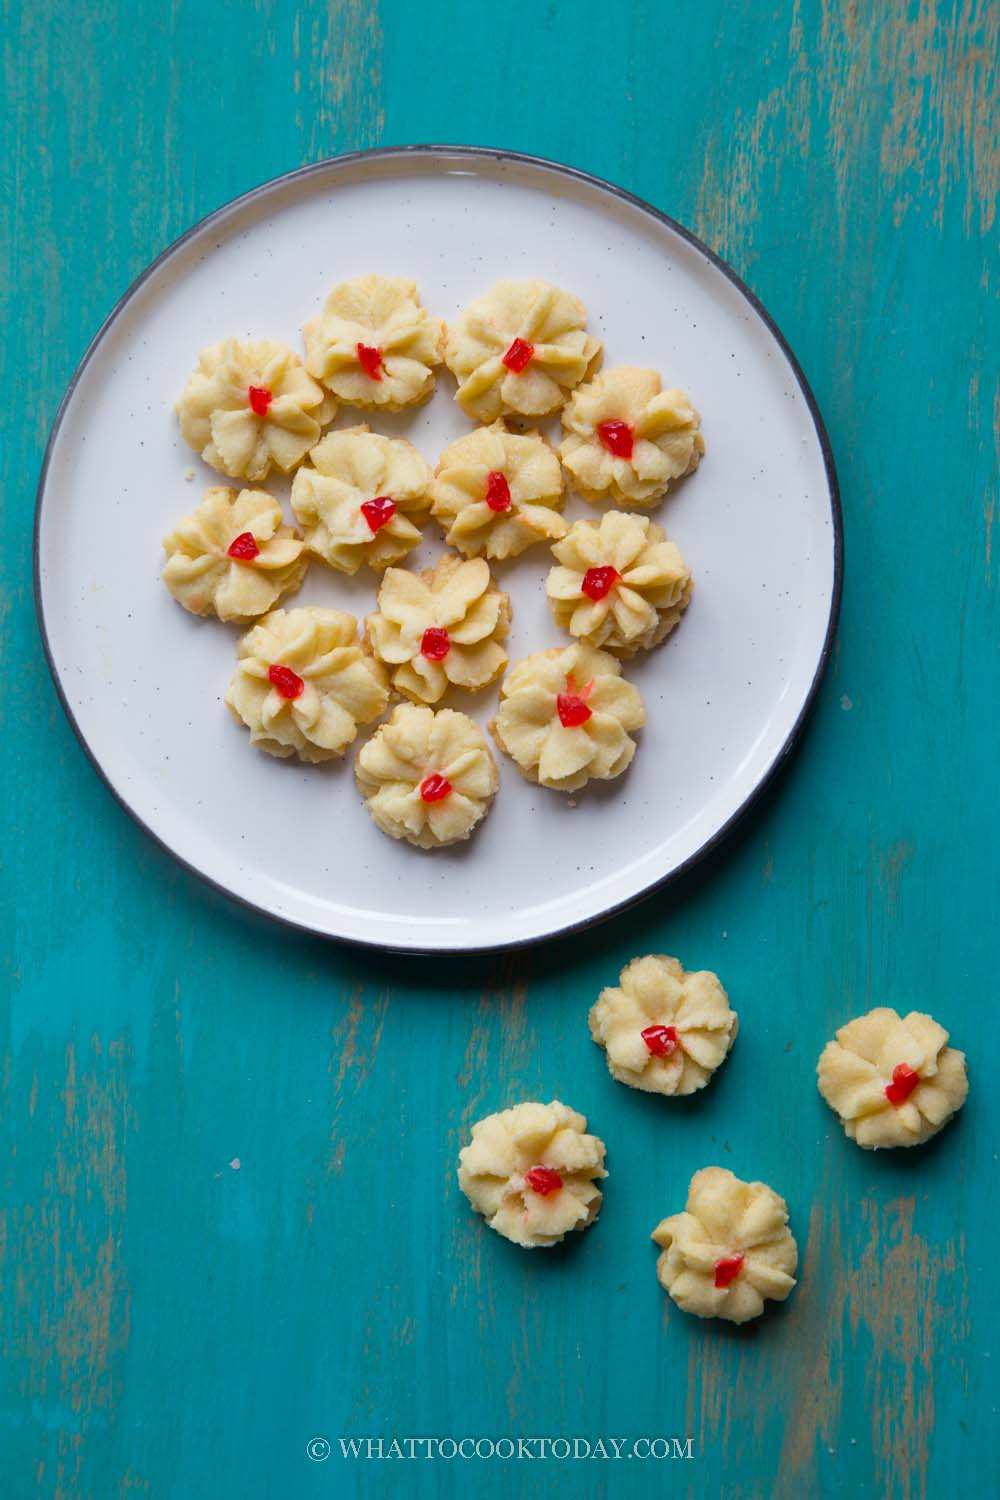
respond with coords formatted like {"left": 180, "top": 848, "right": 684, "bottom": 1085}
{"left": 485, "top": 471, "right": 512, "bottom": 512}
{"left": 581, "top": 565, "right": 619, "bottom": 601}
{"left": 268, "top": 664, "right": 304, "bottom": 700}
{"left": 714, "top": 1253, "right": 745, "bottom": 1289}
{"left": 247, "top": 385, "right": 273, "bottom": 417}
{"left": 419, "top": 773, "right": 452, "bottom": 803}
{"left": 502, "top": 337, "right": 534, "bottom": 373}
{"left": 360, "top": 496, "right": 397, "bottom": 532}
{"left": 641, "top": 1024, "right": 680, "bottom": 1057}
{"left": 596, "top": 419, "right": 635, "bottom": 460}
{"left": 420, "top": 627, "right": 451, "bottom": 661}
{"left": 227, "top": 531, "right": 261, "bottom": 561}
{"left": 524, "top": 1166, "right": 563, "bottom": 1196}
{"left": 556, "top": 675, "right": 594, "bottom": 728}
{"left": 356, "top": 343, "right": 384, "bottom": 380}
{"left": 885, "top": 1063, "right": 921, "bottom": 1105}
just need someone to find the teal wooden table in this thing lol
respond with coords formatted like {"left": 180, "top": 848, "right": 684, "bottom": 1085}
{"left": 3, "top": 3, "right": 998, "bottom": 1497}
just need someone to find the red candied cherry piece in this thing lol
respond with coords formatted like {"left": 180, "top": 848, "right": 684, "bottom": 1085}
{"left": 268, "top": 663, "right": 304, "bottom": 700}
{"left": 642, "top": 1024, "right": 680, "bottom": 1058}
{"left": 885, "top": 1063, "right": 921, "bottom": 1105}
{"left": 524, "top": 1166, "right": 563, "bottom": 1196}
{"left": 419, "top": 773, "right": 452, "bottom": 803}
{"left": 581, "top": 565, "right": 620, "bottom": 601}
{"left": 714, "top": 1253, "right": 745, "bottom": 1289}
{"left": 227, "top": 531, "right": 261, "bottom": 561}
{"left": 420, "top": 627, "right": 450, "bottom": 661}
{"left": 356, "top": 342, "right": 384, "bottom": 380}
{"left": 485, "top": 471, "right": 512, "bottom": 512}
{"left": 556, "top": 694, "right": 592, "bottom": 728}
{"left": 596, "top": 419, "right": 635, "bottom": 460}
{"left": 501, "top": 337, "right": 534, "bottom": 373}
{"left": 360, "top": 496, "right": 397, "bottom": 532}
{"left": 248, "top": 385, "right": 273, "bottom": 417}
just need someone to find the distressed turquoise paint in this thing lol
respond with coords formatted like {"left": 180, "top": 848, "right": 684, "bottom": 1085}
{"left": 2, "top": 2, "right": 998, "bottom": 1498}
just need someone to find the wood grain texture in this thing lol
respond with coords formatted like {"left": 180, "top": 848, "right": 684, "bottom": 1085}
{"left": 2, "top": 1, "right": 998, "bottom": 1496}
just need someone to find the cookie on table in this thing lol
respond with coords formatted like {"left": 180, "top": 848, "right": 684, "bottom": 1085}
{"left": 559, "top": 367, "right": 704, "bottom": 507}
{"left": 457, "top": 1100, "right": 607, "bottom": 1249}
{"left": 444, "top": 279, "right": 602, "bottom": 422}
{"left": 490, "top": 643, "right": 644, "bottom": 793}
{"left": 355, "top": 704, "right": 498, "bottom": 850}
{"left": 589, "top": 955, "right": 737, "bottom": 1096}
{"left": 365, "top": 555, "right": 510, "bottom": 705}
{"left": 546, "top": 511, "right": 692, "bottom": 655}
{"left": 430, "top": 421, "right": 566, "bottom": 560}
{"left": 816, "top": 1007, "right": 968, "bottom": 1150}
{"left": 290, "top": 425, "right": 431, "bottom": 575}
{"left": 225, "top": 607, "right": 388, "bottom": 763}
{"left": 303, "top": 275, "right": 445, "bottom": 410}
{"left": 162, "top": 486, "right": 307, "bottom": 622}
{"left": 176, "top": 338, "right": 334, "bottom": 482}
{"left": 652, "top": 1167, "right": 798, "bottom": 1324}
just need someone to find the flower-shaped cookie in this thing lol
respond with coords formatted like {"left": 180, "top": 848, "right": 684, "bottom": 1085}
{"left": 491, "top": 643, "right": 645, "bottom": 793}
{"left": 355, "top": 704, "right": 499, "bottom": 850}
{"left": 162, "top": 486, "right": 308, "bottom": 622}
{"left": 652, "top": 1168, "right": 798, "bottom": 1324}
{"left": 365, "top": 555, "right": 510, "bottom": 705}
{"left": 547, "top": 512, "right": 693, "bottom": 654}
{"left": 290, "top": 425, "right": 431, "bottom": 574}
{"left": 303, "top": 275, "right": 444, "bottom": 410}
{"left": 589, "top": 955, "right": 738, "bottom": 1096}
{"left": 430, "top": 421, "right": 566, "bottom": 560}
{"left": 225, "top": 608, "right": 388, "bottom": 763}
{"left": 176, "top": 338, "right": 335, "bottom": 481}
{"left": 457, "top": 1100, "right": 607, "bottom": 1249}
{"left": 445, "top": 280, "right": 602, "bottom": 423}
{"left": 559, "top": 367, "right": 704, "bottom": 507}
{"left": 816, "top": 1007, "right": 969, "bottom": 1150}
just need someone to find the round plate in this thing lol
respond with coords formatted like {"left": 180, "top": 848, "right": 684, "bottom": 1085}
{"left": 35, "top": 147, "right": 841, "bottom": 953}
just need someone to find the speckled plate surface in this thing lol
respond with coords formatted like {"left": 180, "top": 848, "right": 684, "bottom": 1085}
{"left": 35, "top": 147, "right": 841, "bottom": 952}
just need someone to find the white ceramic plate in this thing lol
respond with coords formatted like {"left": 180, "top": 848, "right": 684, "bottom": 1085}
{"left": 36, "top": 147, "right": 841, "bottom": 952}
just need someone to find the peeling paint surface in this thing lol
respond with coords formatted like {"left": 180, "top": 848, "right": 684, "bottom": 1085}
{"left": 2, "top": 2, "right": 998, "bottom": 1497}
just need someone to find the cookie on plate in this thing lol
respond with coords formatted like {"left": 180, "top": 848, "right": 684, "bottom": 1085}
{"left": 162, "top": 486, "right": 307, "bottom": 622}
{"left": 491, "top": 643, "right": 644, "bottom": 793}
{"left": 355, "top": 703, "right": 499, "bottom": 849}
{"left": 457, "top": 1100, "right": 607, "bottom": 1248}
{"left": 444, "top": 279, "right": 602, "bottom": 422}
{"left": 546, "top": 511, "right": 692, "bottom": 654}
{"left": 225, "top": 607, "right": 388, "bottom": 763}
{"left": 290, "top": 425, "right": 431, "bottom": 575}
{"left": 589, "top": 955, "right": 737, "bottom": 1095}
{"left": 176, "top": 338, "right": 334, "bottom": 481}
{"left": 430, "top": 421, "right": 566, "bottom": 560}
{"left": 559, "top": 367, "right": 703, "bottom": 507}
{"left": 303, "top": 275, "right": 445, "bottom": 410}
{"left": 652, "top": 1167, "right": 798, "bottom": 1324}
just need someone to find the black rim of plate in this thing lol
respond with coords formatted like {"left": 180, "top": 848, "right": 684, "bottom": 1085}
{"left": 33, "top": 144, "right": 844, "bottom": 955}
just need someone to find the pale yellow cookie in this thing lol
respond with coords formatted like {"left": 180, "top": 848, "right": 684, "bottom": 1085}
{"left": 430, "top": 421, "right": 566, "bottom": 560}
{"left": 652, "top": 1167, "right": 798, "bottom": 1324}
{"left": 559, "top": 367, "right": 704, "bottom": 507}
{"left": 176, "top": 338, "right": 334, "bottom": 481}
{"left": 589, "top": 955, "right": 738, "bottom": 1095}
{"left": 365, "top": 555, "right": 510, "bottom": 705}
{"left": 290, "top": 425, "right": 431, "bottom": 575}
{"left": 303, "top": 275, "right": 444, "bottom": 410}
{"left": 445, "top": 280, "right": 602, "bottom": 423}
{"left": 547, "top": 512, "right": 692, "bottom": 654}
{"left": 457, "top": 1100, "right": 607, "bottom": 1249}
{"left": 355, "top": 704, "right": 498, "bottom": 850}
{"left": 816, "top": 1007, "right": 968, "bottom": 1150}
{"left": 491, "top": 643, "right": 644, "bottom": 793}
{"left": 162, "top": 486, "right": 307, "bottom": 622}
{"left": 225, "top": 607, "right": 388, "bottom": 763}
